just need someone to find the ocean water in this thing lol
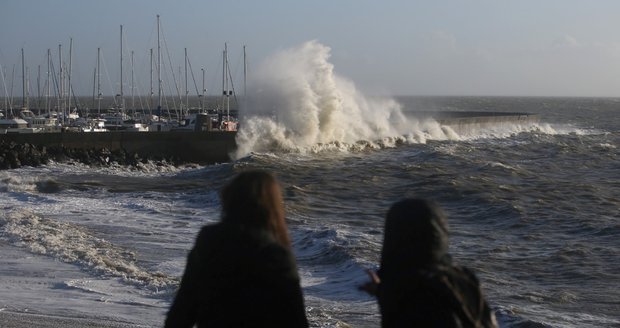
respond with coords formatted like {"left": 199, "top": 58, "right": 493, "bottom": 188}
{"left": 1, "top": 42, "right": 619, "bottom": 327}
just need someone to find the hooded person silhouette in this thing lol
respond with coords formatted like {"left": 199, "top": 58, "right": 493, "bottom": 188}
{"left": 360, "top": 198, "right": 498, "bottom": 328}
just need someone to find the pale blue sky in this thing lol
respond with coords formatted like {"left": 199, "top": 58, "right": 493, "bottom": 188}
{"left": 2, "top": 0, "right": 620, "bottom": 97}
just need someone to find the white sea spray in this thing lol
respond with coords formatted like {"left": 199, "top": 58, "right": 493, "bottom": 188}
{"left": 234, "top": 41, "right": 455, "bottom": 158}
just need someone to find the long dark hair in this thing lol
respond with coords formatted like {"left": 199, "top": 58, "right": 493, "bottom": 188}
{"left": 220, "top": 170, "right": 291, "bottom": 248}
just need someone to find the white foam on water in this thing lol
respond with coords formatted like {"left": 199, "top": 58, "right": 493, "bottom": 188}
{"left": 0, "top": 209, "right": 177, "bottom": 290}
{"left": 530, "top": 122, "right": 606, "bottom": 136}
{"left": 0, "top": 171, "right": 40, "bottom": 193}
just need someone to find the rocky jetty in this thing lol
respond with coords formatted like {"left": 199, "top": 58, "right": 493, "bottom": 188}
{"left": 0, "top": 140, "right": 183, "bottom": 170}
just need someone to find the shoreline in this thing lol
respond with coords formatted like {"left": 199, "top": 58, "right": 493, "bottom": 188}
{"left": 0, "top": 241, "right": 167, "bottom": 328}
{"left": 0, "top": 311, "right": 149, "bottom": 328}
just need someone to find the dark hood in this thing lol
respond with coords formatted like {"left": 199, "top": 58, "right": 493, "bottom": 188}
{"left": 379, "top": 198, "right": 450, "bottom": 277}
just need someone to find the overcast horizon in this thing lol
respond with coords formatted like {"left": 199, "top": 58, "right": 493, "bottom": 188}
{"left": 3, "top": 1, "right": 620, "bottom": 99}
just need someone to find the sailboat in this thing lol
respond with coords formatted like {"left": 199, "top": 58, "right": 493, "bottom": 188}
{"left": 8, "top": 48, "right": 60, "bottom": 133}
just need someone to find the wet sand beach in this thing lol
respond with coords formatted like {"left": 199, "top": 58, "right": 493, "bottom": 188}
{"left": 0, "top": 312, "right": 147, "bottom": 328}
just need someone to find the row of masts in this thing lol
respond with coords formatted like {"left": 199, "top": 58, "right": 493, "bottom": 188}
{"left": 1, "top": 15, "right": 246, "bottom": 124}
{"left": 5, "top": 41, "right": 76, "bottom": 124}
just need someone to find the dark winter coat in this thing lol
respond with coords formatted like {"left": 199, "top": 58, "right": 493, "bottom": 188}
{"left": 165, "top": 222, "right": 308, "bottom": 328}
{"left": 378, "top": 261, "right": 497, "bottom": 328}
{"left": 377, "top": 199, "right": 497, "bottom": 328}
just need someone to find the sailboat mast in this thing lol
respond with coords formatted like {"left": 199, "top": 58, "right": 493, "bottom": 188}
{"left": 225, "top": 44, "right": 230, "bottom": 121}
{"left": 201, "top": 67, "right": 205, "bottom": 113}
{"left": 37, "top": 65, "right": 41, "bottom": 111}
{"left": 67, "top": 38, "right": 72, "bottom": 115}
{"left": 149, "top": 48, "right": 153, "bottom": 113}
{"left": 120, "top": 25, "right": 124, "bottom": 111}
{"left": 46, "top": 49, "right": 51, "bottom": 114}
{"left": 185, "top": 48, "right": 189, "bottom": 116}
{"left": 157, "top": 15, "right": 162, "bottom": 116}
{"left": 131, "top": 50, "right": 135, "bottom": 112}
{"left": 221, "top": 46, "right": 225, "bottom": 112}
{"left": 58, "top": 44, "right": 64, "bottom": 124}
{"left": 21, "top": 48, "right": 27, "bottom": 110}
{"left": 97, "top": 47, "right": 101, "bottom": 115}
{"left": 221, "top": 43, "right": 231, "bottom": 121}
{"left": 10, "top": 65, "right": 15, "bottom": 114}
{"left": 243, "top": 45, "right": 247, "bottom": 98}
{"left": 92, "top": 67, "right": 96, "bottom": 110}
{"left": 0, "top": 65, "right": 6, "bottom": 112}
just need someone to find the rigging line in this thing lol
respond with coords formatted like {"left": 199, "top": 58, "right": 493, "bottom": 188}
{"left": 0, "top": 64, "right": 13, "bottom": 114}
{"left": 99, "top": 49, "right": 118, "bottom": 108}
{"left": 127, "top": 17, "right": 156, "bottom": 94}
{"left": 36, "top": 65, "right": 42, "bottom": 110}
{"left": 9, "top": 65, "right": 15, "bottom": 111}
{"left": 0, "top": 63, "right": 10, "bottom": 101}
{"left": 186, "top": 55, "right": 200, "bottom": 97}
{"left": 70, "top": 81, "right": 80, "bottom": 111}
{"left": 61, "top": 44, "right": 82, "bottom": 112}
{"left": 7, "top": 50, "right": 23, "bottom": 112}
{"left": 91, "top": 67, "right": 96, "bottom": 110}
{"left": 131, "top": 48, "right": 151, "bottom": 110}
{"left": 131, "top": 66, "right": 146, "bottom": 111}
{"left": 131, "top": 63, "right": 147, "bottom": 112}
{"left": 122, "top": 30, "right": 145, "bottom": 103}
{"left": 35, "top": 51, "right": 49, "bottom": 109}
{"left": 67, "top": 48, "right": 84, "bottom": 102}
{"left": 137, "top": 92, "right": 145, "bottom": 111}
{"left": 0, "top": 61, "right": 7, "bottom": 112}
{"left": 0, "top": 48, "right": 7, "bottom": 67}
{"left": 232, "top": 50, "right": 244, "bottom": 83}
{"left": 162, "top": 83, "right": 173, "bottom": 119}
{"left": 226, "top": 54, "right": 238, "bottom": 108}
{"left": 7, "top": 65, "right": 14, "bottom": 112}
{"left": 89, "top": 48, "right": 100, "bottom": 110}
{"left": 164, "top": 69, "right": 179, "bottom": 115}
{"left": 160, "top": 25, "right": 182, "bottom": 112}
{"left": 49, "top": 59, "right": 61, "bottom": 106}
{"left": 159, "top": 59, "right": 177, "bottom": 117}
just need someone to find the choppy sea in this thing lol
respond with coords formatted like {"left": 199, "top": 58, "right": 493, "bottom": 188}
{"left": 1, "top": 43, "right": 619, "bottom": 328}
{"left": 1, "top": 95, "right": 618, "bottom": 328}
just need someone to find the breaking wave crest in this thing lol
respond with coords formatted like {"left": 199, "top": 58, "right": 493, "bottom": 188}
{"left": 234, "top": 41, "right": 458, "bottom": 158}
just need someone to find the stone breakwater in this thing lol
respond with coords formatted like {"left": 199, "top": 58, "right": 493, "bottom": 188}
{"left": 0, "top": 130, "right": 238, "bottom": 170}
{"left": 0, "top": 140, "right": 175, "bottom": 169}
{"left": 0, "top": 141, "right": 48, "bottom": 169}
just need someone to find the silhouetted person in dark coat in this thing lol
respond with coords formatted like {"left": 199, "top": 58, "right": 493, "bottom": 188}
{"left": 360, "top": 198, "right": 498, "bottom": 328}
{"left": 165, "top": 170, "right": 308, "bottom": 328}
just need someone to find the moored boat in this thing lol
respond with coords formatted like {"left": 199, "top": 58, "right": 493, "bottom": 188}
{"left": 0, "top": 117, "right": 32, "bottom": 133}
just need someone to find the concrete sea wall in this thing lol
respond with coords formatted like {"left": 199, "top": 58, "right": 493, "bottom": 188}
{"left": 439, "top": 113, "right": 541, "bottom": 134}
{"left": 412, "top": 111, "right": 541, "bottom": 135}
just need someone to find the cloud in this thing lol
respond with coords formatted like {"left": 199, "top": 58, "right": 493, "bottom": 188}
{"left": 553, "top": 35, "right": 581, "bottom": 48}
{"left": 428, "top": 30, "right": 457, "bottom": 51}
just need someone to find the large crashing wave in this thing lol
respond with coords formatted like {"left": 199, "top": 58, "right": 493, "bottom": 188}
{"left": 234, "top": 41, "right": 439, "bottom": 158}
